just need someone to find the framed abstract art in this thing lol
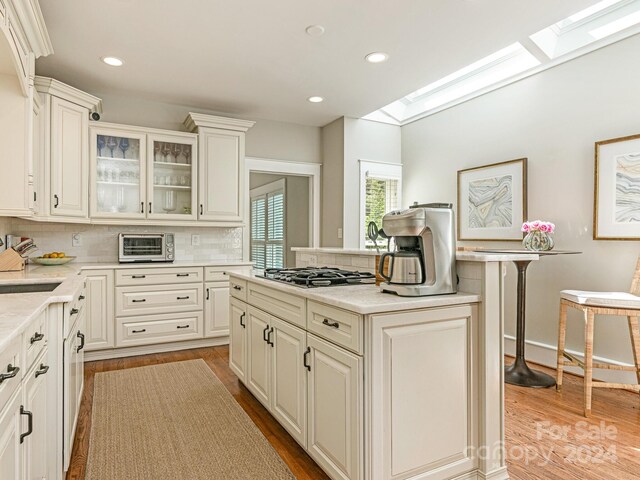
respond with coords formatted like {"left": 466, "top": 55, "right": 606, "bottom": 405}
{"left": 457, "top": 158, "right": 527, "bottom": 241}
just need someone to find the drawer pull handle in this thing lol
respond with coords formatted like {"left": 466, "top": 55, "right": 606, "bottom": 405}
{"left": 79, "top": 295, "right": 85, "bottom": 301}
{"left": 141, "top": 202, "right": 144, "bottom": 214}
{"left": 233, "top": 285, "right": 242, "bottom": 291}
{"left": 132, "top": 329, "right": 146, "bottom": 334}
{"left": 132, "top": 299, "right": 146, "bottom": 303}
{"left": 30, "top": 332, "right": 44, "bottom": 344}
{"left": 322, "top": 318, "right": 340, "bottom": 329}
{"left": 19, "top": 406, "right": 33, "bottom": 444}
{"left": 176, "top": 273, "right": 190, "bottom": 277}
{"left": 303, "top": 347, "right": 311, "bottom": 372}
{"left": 200, "top": 204, "right": 203, "bottom": 215}
{"left": 263, "top": 325, "right": 270, "bottom": 343}
{"left": 0, "top": 364, "right": 19, "bottom": 384}
{"left": 267, "top": 327, "right": 274, "bottom": 347}
{"left": 53, "top": 194, "right": 59, "bottom": 208}
{"left": 35, "top": 364, "right": 49, "bottom": 378}
{"left": 132, "top": 275, "right": 146, "bottom": 279}
{"left": 70, "top": 308, "right": 79, "bottom": 316}
{"left": 176, "top": 325, "right": 190, "bottom": 329}
{"left": 77, "top": 331, "right": 85, "bottom": 352}
{"left": 240, "top": 312, "right": 246, "bottom": 328}
{"left": 206, "top": 288, "right": 210, "bottom": 300}
{"left": 176, "top": 296, "right": 190, "bottom": 300}
{"left": 149, "top": 202, "right": 152, "bottom": 213}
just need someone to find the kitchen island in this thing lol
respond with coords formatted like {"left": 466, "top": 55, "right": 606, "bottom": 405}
{"left": 229, "top": 253, "right": 536, "bottom": 480}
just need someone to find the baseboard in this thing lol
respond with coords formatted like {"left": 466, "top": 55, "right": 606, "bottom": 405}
{"left": 84, "top": 337, "right": 229, "bottom": 361}
{"left": 476, "top": 467, "right": 510, "bottom": 480}
{"left": 504, "top": 335, "right": 637, "bottom": 384}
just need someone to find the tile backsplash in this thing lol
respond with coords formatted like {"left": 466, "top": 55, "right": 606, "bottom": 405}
{"left": 8, "top": 218, "right": 243, "bottom": 263}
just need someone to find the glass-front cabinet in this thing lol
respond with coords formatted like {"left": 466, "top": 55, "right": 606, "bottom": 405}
{"left": 147, "top": 133, "right": 197, "bottom": 220}
{"left": 89, "top": 125, "right": 197, "bottom": 221}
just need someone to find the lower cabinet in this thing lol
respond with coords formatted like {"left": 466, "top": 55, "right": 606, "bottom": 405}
{"left": 116, "top": 311, "right": 203, "bottom": 348}
{"left": 229, "top": 298, "right": 247, "bottom": 382}
{"left": 63, "top": 309, "right": 86, "bottom": 472}
{"left": 204, "top": 283, "right": 230, "bottom": 337}
{"left": 23, "top": 350, "right": 50, "bottom": 480}
{"left": 246, "top": 306, "right": 271, "bottom": 407}
{"left": 0, "top": 390, "right": 22, "bottom": 480}
{"left": 85, "top": 270, "right": 114, "bottom": 351}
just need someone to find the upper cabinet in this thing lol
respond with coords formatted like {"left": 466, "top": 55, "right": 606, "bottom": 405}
{"left": 89, "top": 123, "right": 198, "bottom": 221}
{"left": 34, "top": 76, "right": 102, "bottom": 222}
{"left": 184, "top": 113, "right": 255, "bottom": 223}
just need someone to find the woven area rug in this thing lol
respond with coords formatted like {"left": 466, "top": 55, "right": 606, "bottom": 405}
{"left": 86, "top": 359, "right": 295, "bottom": 480}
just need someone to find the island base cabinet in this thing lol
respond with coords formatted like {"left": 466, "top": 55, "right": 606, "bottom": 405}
{"left": 369, "top": 305, "right": 478, "bottom": 480}
{"left": 246, "top": 307, "right": 271, "bottom": 408}
{"left": 23, "top": 350, "right": 50, "bottom": 480}
{"left": 0, "top": 391, "right": 22, "bottom": 480}
{"left": 307, "top": 334, "right": 362, "bottom": 480}
{"left": 229, "top": 298, "right": 247, "bottom": 382}
{"left": 63, "top": 310, "right": 86, "bottom": 472}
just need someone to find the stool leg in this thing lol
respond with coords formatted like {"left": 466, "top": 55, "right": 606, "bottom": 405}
{"left": 556, "top": 301, "right": 568, "bottom": 390}
{"left": 584, "top": 309, "right": 595, "bottom": 417}
{"left": 628, "top": 316, "right": 640, "bottom": 385}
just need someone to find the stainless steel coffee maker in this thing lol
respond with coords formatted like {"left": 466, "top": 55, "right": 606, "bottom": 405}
{"left": 379, "top": 203, "right": 457, "bottom": 296}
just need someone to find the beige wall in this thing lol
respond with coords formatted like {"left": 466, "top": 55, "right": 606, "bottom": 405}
{"left": 95, "top": 92, "right": 322, "bottom": 163}
{"left": 321, "top": 118, "right": 344, "bottom": 247}
{"left": 401, "top": 33, "right": 640, "bottom": 368}
{"left": 250, "top": 173, "right": 310, "bottom": 267}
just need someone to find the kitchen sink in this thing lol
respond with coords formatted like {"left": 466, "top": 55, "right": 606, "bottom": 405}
{"left": 0, "top": 282, "right": 61, "bottom": 294}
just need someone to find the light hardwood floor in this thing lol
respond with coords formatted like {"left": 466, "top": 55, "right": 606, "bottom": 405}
{"left": 67, "top": 348, "right": 640, "bottom": 480}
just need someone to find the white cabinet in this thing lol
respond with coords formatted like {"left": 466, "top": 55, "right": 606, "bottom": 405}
{"left": 184, "top": 112, "right": 254, "bottom": 223}
{"left": 307, "top": 334, "right": 362, "bottom": 480}
{"left": 34, "top": 77, "right": 101, "bottom": 222}
{"left": 85, "top": 270, "right": 115, "bottom": 351}
{"left": 0, "top": 390, "right": 21, "bottom": 480}
{"left": 204, "top": 283, "right": 230, "bottom": 338}
{"left": 63, "top": 306, "right": 85, "bottom": 472}
{"left": 271, "top": 317, "right": 307, "bottom": 448}
{"left": 246, "top": 306, "right": 271, "bottom": 408}
{"left": 23, "top": 350, "right": 50, "bottom": 480}
{"left": 229, "top": 297, "right": 247, "bottom": 382}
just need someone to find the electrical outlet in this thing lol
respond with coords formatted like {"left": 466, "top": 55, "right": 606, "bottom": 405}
{"left": 72, "top": 233, "right": 82, "bottom": 247}
{"left": 337, "top": 228, "right": 343, "bottom": 239}
{"left": 308, "top": 255, "right": 318, "bottom": 266}
{"left": 191, "top": 234, "right": 200, "bottom": 246}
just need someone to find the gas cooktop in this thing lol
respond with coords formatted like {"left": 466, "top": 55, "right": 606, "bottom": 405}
{"left": 261, "top": 267, "right": 376, "bottom": 288}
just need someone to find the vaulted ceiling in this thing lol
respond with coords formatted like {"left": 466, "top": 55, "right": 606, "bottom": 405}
{"left": 36, "top": 0, "right": 601, "bottom": 126}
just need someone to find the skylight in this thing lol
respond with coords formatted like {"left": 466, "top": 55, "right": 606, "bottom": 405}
{"left": 365, "top": 0, "right": 640, "bottom": 126}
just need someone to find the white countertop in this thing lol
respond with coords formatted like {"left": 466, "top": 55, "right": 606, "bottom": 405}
{"left": 292, "top": 247, "right": 540, "bottom": 262}
{"left": 230, "top": 270, "right": 481, "bottom": 315}
{"left": 0, "top": 260, "right": 253, "bottom": 352}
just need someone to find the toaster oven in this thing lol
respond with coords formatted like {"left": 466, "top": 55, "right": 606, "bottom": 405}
{"left": 118, "top": 233, "right": 175, "bottom": 263}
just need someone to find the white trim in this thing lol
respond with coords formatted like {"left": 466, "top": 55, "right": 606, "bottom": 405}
{"left": 249, "top": 178, "right": 285, "bottom": 198}
{"left": 244, "top": 157, "right": 321, "bottom": 262}
{"left": 504, "top": 334, "right": 638, "bottom": 384}
{"left": 358, "top": 160, "right": 403, "bottom": 250}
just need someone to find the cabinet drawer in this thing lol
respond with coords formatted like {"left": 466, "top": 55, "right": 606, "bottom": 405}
{"left": 247, "top": 282, "right": 305, "bottom": 329}
{"left": 205, "top": 266, "right": 250, "bottom": 283}
{"left": 307, "top": 301, "right": 363, "bottom": 354}
{"left": 229, "top": 278, "right": 247, "bottom": 301}
{"left": 116, "top": 284, "right": 203, "bottom": 317}
{"left": 116, "top": 311, "right": 203, "bottom": 347}
{"left": 116, "top": 267, "right": 203, "bottom": 286}
{"left": 24, "top": 308, "right": 48, "bottom": 372}
{"left": 0, "top": 336, "right": 21, "bottom": 409}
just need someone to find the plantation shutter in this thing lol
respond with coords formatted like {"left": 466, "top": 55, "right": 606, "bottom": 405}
{"left": 250, "top": 180, "right": 285, "bottom": 269}
{"left": 364, "top": 173, "right": 400, "bottom": 247}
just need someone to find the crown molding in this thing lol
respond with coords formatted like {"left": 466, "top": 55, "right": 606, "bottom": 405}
{"left": 34, "top": 76, "right": 103, "bottom": 112}
{"left": 8, "top": 0, "right": 53, "bottom": 58}
{"left": 184, "top": 112, "right": 255, "bottom": 132}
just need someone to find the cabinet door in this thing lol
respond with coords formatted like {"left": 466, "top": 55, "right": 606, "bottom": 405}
{"left": 198, "top": 128, "right": 244, "bottom": 221}
{"left": 246, "top": 306, "right": 271, "bottom": 408}
{"left": 271, "top": 317, "right": 307, "bottom": 448}
{"left": 0, "top": 391, "right": 21, "bottom": 480}
{"left": 90, "top": 128, "right": 147, "bottom": 219}
{"left": 147, "top": 133, "right": 197, "bottom": 220}
{"left": 63, "top": 313, "right": 85, "bottom": 473}
{"left": 23, "top": 352, "right": 50, "bottom": 480}
{"left": 307, "top": 334, "right": 362, "bottom": 480}
{"left": 229, "top": 298, "right": 247, "bottom": 382}
{"left": 50, "top": 96, "right": 88, "bottom": 218}
{"left": 204, "top": 284, "right": 230, "bottom": 338}
{"left": 85, "top": 270, "right": 114, "bottom": 351}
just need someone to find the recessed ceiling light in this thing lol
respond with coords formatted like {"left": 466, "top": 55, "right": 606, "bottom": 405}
{"left": 365, "top": 52, "right": 389, "bottom": 63}
{"left": 305, "top": 25, "right": 325, "bottom": 37}
{"left": 101, "top": 56, "right": 124, "bottom": 67}
{"left": 307, "top": 96, "right": 324, "bottom": 103}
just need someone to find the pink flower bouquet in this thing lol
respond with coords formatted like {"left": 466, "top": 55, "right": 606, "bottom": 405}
{"left": 521, "top": 220, "right": 555, "bottom": 233}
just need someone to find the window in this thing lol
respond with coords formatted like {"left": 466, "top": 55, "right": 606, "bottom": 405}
{"left": 250, "top": 179, "right": 285, "bottom": 269}
{"left": 359, "top": 161, "right": 402, "bottom": 249}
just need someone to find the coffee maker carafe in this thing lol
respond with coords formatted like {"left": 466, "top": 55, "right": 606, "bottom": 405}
{"left": 379, "top": 203, "right": 457, "bottom": 297}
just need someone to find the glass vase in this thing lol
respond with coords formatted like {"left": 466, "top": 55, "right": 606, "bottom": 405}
{"left": 523, "top": 230, "right": 554, "bottom": 251}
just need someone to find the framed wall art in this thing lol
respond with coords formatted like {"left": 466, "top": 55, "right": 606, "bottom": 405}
{"left": 594, "top": 133, "right": 640, "bottom": 240}
{"left": 457, "top": 158, "right": 527, "bottom": 241}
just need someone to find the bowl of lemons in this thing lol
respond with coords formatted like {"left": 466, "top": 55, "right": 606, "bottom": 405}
{"left": 31, "top": 252, "right": 76, "bottom": 266}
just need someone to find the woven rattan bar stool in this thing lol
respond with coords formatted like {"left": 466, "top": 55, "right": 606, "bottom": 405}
{"left": 556, "top": 258, "right": 640, "bottom": 417}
